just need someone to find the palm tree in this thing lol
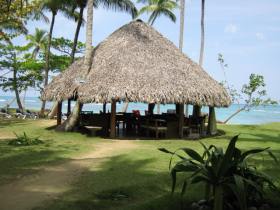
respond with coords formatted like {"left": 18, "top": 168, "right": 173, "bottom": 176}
{"left": 178, "top": 0, "right": 185, "bottom": 51}
{"left": 60, "top": 0, "right": 137, "bottom": 131}
{"left": 138, "top": 0, "right": 178, "bottom": 25}
{"left": 199, "top": 0, "right": 205, "bottom": 66}
{"left": 26, "top": 28, "right": 48, "bottom": 59}
{"left": 192, "top": 0, "right": 206, "bottom": 119}
{"left": 39, "top": 0, "right": 78, "bottom": 116}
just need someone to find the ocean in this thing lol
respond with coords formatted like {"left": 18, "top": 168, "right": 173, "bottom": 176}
{"left": 0, "top": 95, "right": 280, "bottom": 125}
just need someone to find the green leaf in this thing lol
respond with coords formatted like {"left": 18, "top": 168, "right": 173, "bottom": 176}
{"left": 267, "top": 150, "right": 279, "bottom": 164}
{"left": 233, "top": 175, "right": 247, "bottom": 210}
{"left": 179, "top": 148, "right": 204, "bottom": 163}
{"left": 240, "top": 147, "right": 270, "bottom": 161}
{"left": 218, "top": 135, "right": 239, "bottom": 176}
{"left": 181, "top": 180, "right": 187, "bottom": 196}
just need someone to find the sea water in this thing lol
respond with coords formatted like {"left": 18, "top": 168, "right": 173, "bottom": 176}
{"left": 0, "top": 95, "right": 280, "bottom": 125}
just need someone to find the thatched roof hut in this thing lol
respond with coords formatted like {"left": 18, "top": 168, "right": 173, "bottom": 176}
{"left": 42, "top": 58, "right": 87, "bottom": 101}
{"left": 43, "top": 20, "right": 231, "bottom": 108}
{"left": 77, "top": 20, "right": 231, "bottom": 107}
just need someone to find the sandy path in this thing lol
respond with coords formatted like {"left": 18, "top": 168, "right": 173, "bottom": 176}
{"left": 0, "top": 140, "right": 138, "bottom": 210}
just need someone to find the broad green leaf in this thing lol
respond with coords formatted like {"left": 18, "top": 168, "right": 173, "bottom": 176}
{"left": 179, "top": 148, "right": 204, "bottom": 163}
{"left": 240, "top": 147, "right": 270, "bottom": 161}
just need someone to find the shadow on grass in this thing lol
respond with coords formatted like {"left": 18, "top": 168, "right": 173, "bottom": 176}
{"left": 33, "top": 152, "right": 280, "bottom": 210}
{"left": 32, "top": 155, "right": 193, "bottom": 210}
{"left": 0, "top": 140, "right": 71, "bottom": 185}
{"left": 0, "top": 119, "right": 29, "bottom": 128}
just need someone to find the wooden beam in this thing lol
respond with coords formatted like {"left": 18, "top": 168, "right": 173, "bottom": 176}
{"left": 103, "top": 103, "right": 106, "bottom": 113}
{"left": 57, "top": 101, "right": 62, "bottom": 126}
{"left": 178, "top": 104, "right": 184, "bottom": 138}
{"left": 110, "top": 100, "right": 116, "bottom": 138}
{"left": 67, "top": 99, "right": 71, "bottom": 116}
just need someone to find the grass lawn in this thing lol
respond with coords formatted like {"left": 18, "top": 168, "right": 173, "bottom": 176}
{"left": 0, "top": 119, "right": 279, "bottom": 210}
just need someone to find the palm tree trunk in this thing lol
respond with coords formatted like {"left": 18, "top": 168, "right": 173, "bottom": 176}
{"left": 223, "top": 107, "right": 245, "bottom": 124}
{"left": 40, "top": 12, "right": 56, "bottom": 116}
{"left": 13, "top": 68, "right": 23, "bottom": 113}
{"left": 207, "top": 106, "right": 217, "bottom": 135}
{"left": 199, "top": 0, "right": 205, "bottom": 66}
{"left": 70, "top": 6, "right": 84, "bottom": 63}
{"left": 179, "top": 0, "right": 185, "bottom": 51}
{"left": 50, "top": 6, "right": 85, "bottom": 119}
{"left": 193, "top": 0, "right": 205, "bottom": 119}
{"left": 84, "top": 0, "right": 93, "bottom": 68}
{"left": 179, "top": 0, "right": 187, "bottom": 116}
{"left": 61, "top": 0, "right": 94, "bottom": 131}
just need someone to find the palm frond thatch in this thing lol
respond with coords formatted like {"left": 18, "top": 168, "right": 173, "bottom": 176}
{"left": 42, "top": 20, "right": 231, "bottom": 107}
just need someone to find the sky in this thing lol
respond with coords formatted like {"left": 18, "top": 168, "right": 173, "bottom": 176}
{"left": 1, "top": 0, "right": 280, "bottom": 101}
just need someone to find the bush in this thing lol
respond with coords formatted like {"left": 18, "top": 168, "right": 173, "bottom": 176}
{"left": 159, "top": 135, "right": 279, "bottom": 210}
{"left": 8, "top": 132, "right": 43, "bottom": 146}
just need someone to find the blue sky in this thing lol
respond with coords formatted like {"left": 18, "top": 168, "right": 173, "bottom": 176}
{"left": 1, "top": 0, "right": 280, "bottom": 101}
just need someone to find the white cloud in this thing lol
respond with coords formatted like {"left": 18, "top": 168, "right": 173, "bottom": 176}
{"left": 256, "top": 32, "right": 265, "bottom": 40}
{"left": 224, "top": 24, "right": 238, "bottom": 33}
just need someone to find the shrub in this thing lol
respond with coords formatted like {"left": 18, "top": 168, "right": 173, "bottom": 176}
{"left": 159, "top": 135, "right": 279, "bottom": 210}
{"left": 8, "top": 132, "right": 43, "bottom": 146}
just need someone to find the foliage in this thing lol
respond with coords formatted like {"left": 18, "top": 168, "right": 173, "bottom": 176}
{"left": 51, "top": 37, "right": 85, "bottom": 57}
{"left": 137, "top": 0, "right": 178, "bottom": 25}
{"left": 218, "top": 54, "right": 278, "bottom": 123}
{"left": 8, "top": 132, "right": 44, "bottom": 146}
{"left": 0, "top": 0, "right": 47, "bottom": 40}
{"left": 159, "top": 135, "right": 279, "bottom": 210}
{"left": 0, "top": 42, "right": 44, "bottom": 92}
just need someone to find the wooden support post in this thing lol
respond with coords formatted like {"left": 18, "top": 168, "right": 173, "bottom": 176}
{"left": 57, "top": 101, "right": 62, "bottom": 126}
{"left": 207, "top": 106, "right": 217, "bottom": 135}
{"left": 110, "top": 100, "right": 116, "bottom": 138}
{"left": 67, "top": 99, "right": 71, "bottom": 116}
{"left": 178, "top": 104, "right": 184, "bottom": 138}
{"left": 103, "top": 103, "right": 106, "bottom": 113}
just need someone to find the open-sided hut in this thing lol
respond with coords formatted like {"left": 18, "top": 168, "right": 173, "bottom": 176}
{"left": 43, "top": 20, "right": 231, "bottom": 138}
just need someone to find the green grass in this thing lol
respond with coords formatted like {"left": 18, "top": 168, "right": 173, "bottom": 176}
{"left": 0, "top": 119, "right": 279, "bottom": 210}
{"left": 0, "top": 119, "right": 101, "bottom": 184}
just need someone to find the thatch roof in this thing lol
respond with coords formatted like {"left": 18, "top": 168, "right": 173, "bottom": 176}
{"left": 78, "top": 20, "right": 231, "bottom": 107}
{"left": 43, "top": 20, "right": 231, "bottom": 107}
{"left": 42, "top": 58, "right": 87, "bottom": 101}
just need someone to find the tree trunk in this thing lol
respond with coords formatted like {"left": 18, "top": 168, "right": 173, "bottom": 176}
{"left": 57, "top": 102, "right": 83, "bottom": 131}
{"left": 40, "top": 12, "right": 56, "bottom": 116}
{"left": 223, "top": 107, "right": 245, "bottom": 124}
{"left": 121, "top": 102, "right": 129, "bottom": 112}
{"left": 157, "top": 103, "right": 160, "bottom": 114}
{"left": 61, "top": 0, "right": 93, "bottom": 131}
{"left": 207, "top": 106, "right": 217, "bottom": 135}
{"left": 192, "top": 105, "right": 201, "bottom": 117}
{"left": 50, "top": 7, "right": 84, "bottom": 120}
{"left": 70, "top": 6, "right": 84, "bottom": 63}
{"left": 48, "top": 101, "right": 59, "bottom": 118}
{"left": 193, "top": 0, "right": 205, "bottom": 119}
{"left": 179, "top": 0, "right": 185, "bottom": 51}
{"left": 199, "top": 0, "right": 205, "bottom": 66}
{"left": 84, "top": 0, "right": 93, "bottom": 69}
{"left": 13, "top": 69, "right": 23, "bottom": 113}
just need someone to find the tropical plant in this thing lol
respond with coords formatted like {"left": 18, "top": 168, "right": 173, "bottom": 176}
{"left": 39, "top": 0, "right": 78, "bottom": 116}
{"left": 26, "top": 28, "right": 48, "bottom": 59}
{"left": 159, "top": 135, "right": 279, "bottom": 210}
{"left": 0, "top": 42, "right": 44, "bottom": 112}
{"left": 0, "top": 0, "right": 45, "bottom": 42}
{"left": 137, "top": 0, "right": 178, "bottom": 25}
{"left": 9, "top": 132, "right": 44, "bottom": 146}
